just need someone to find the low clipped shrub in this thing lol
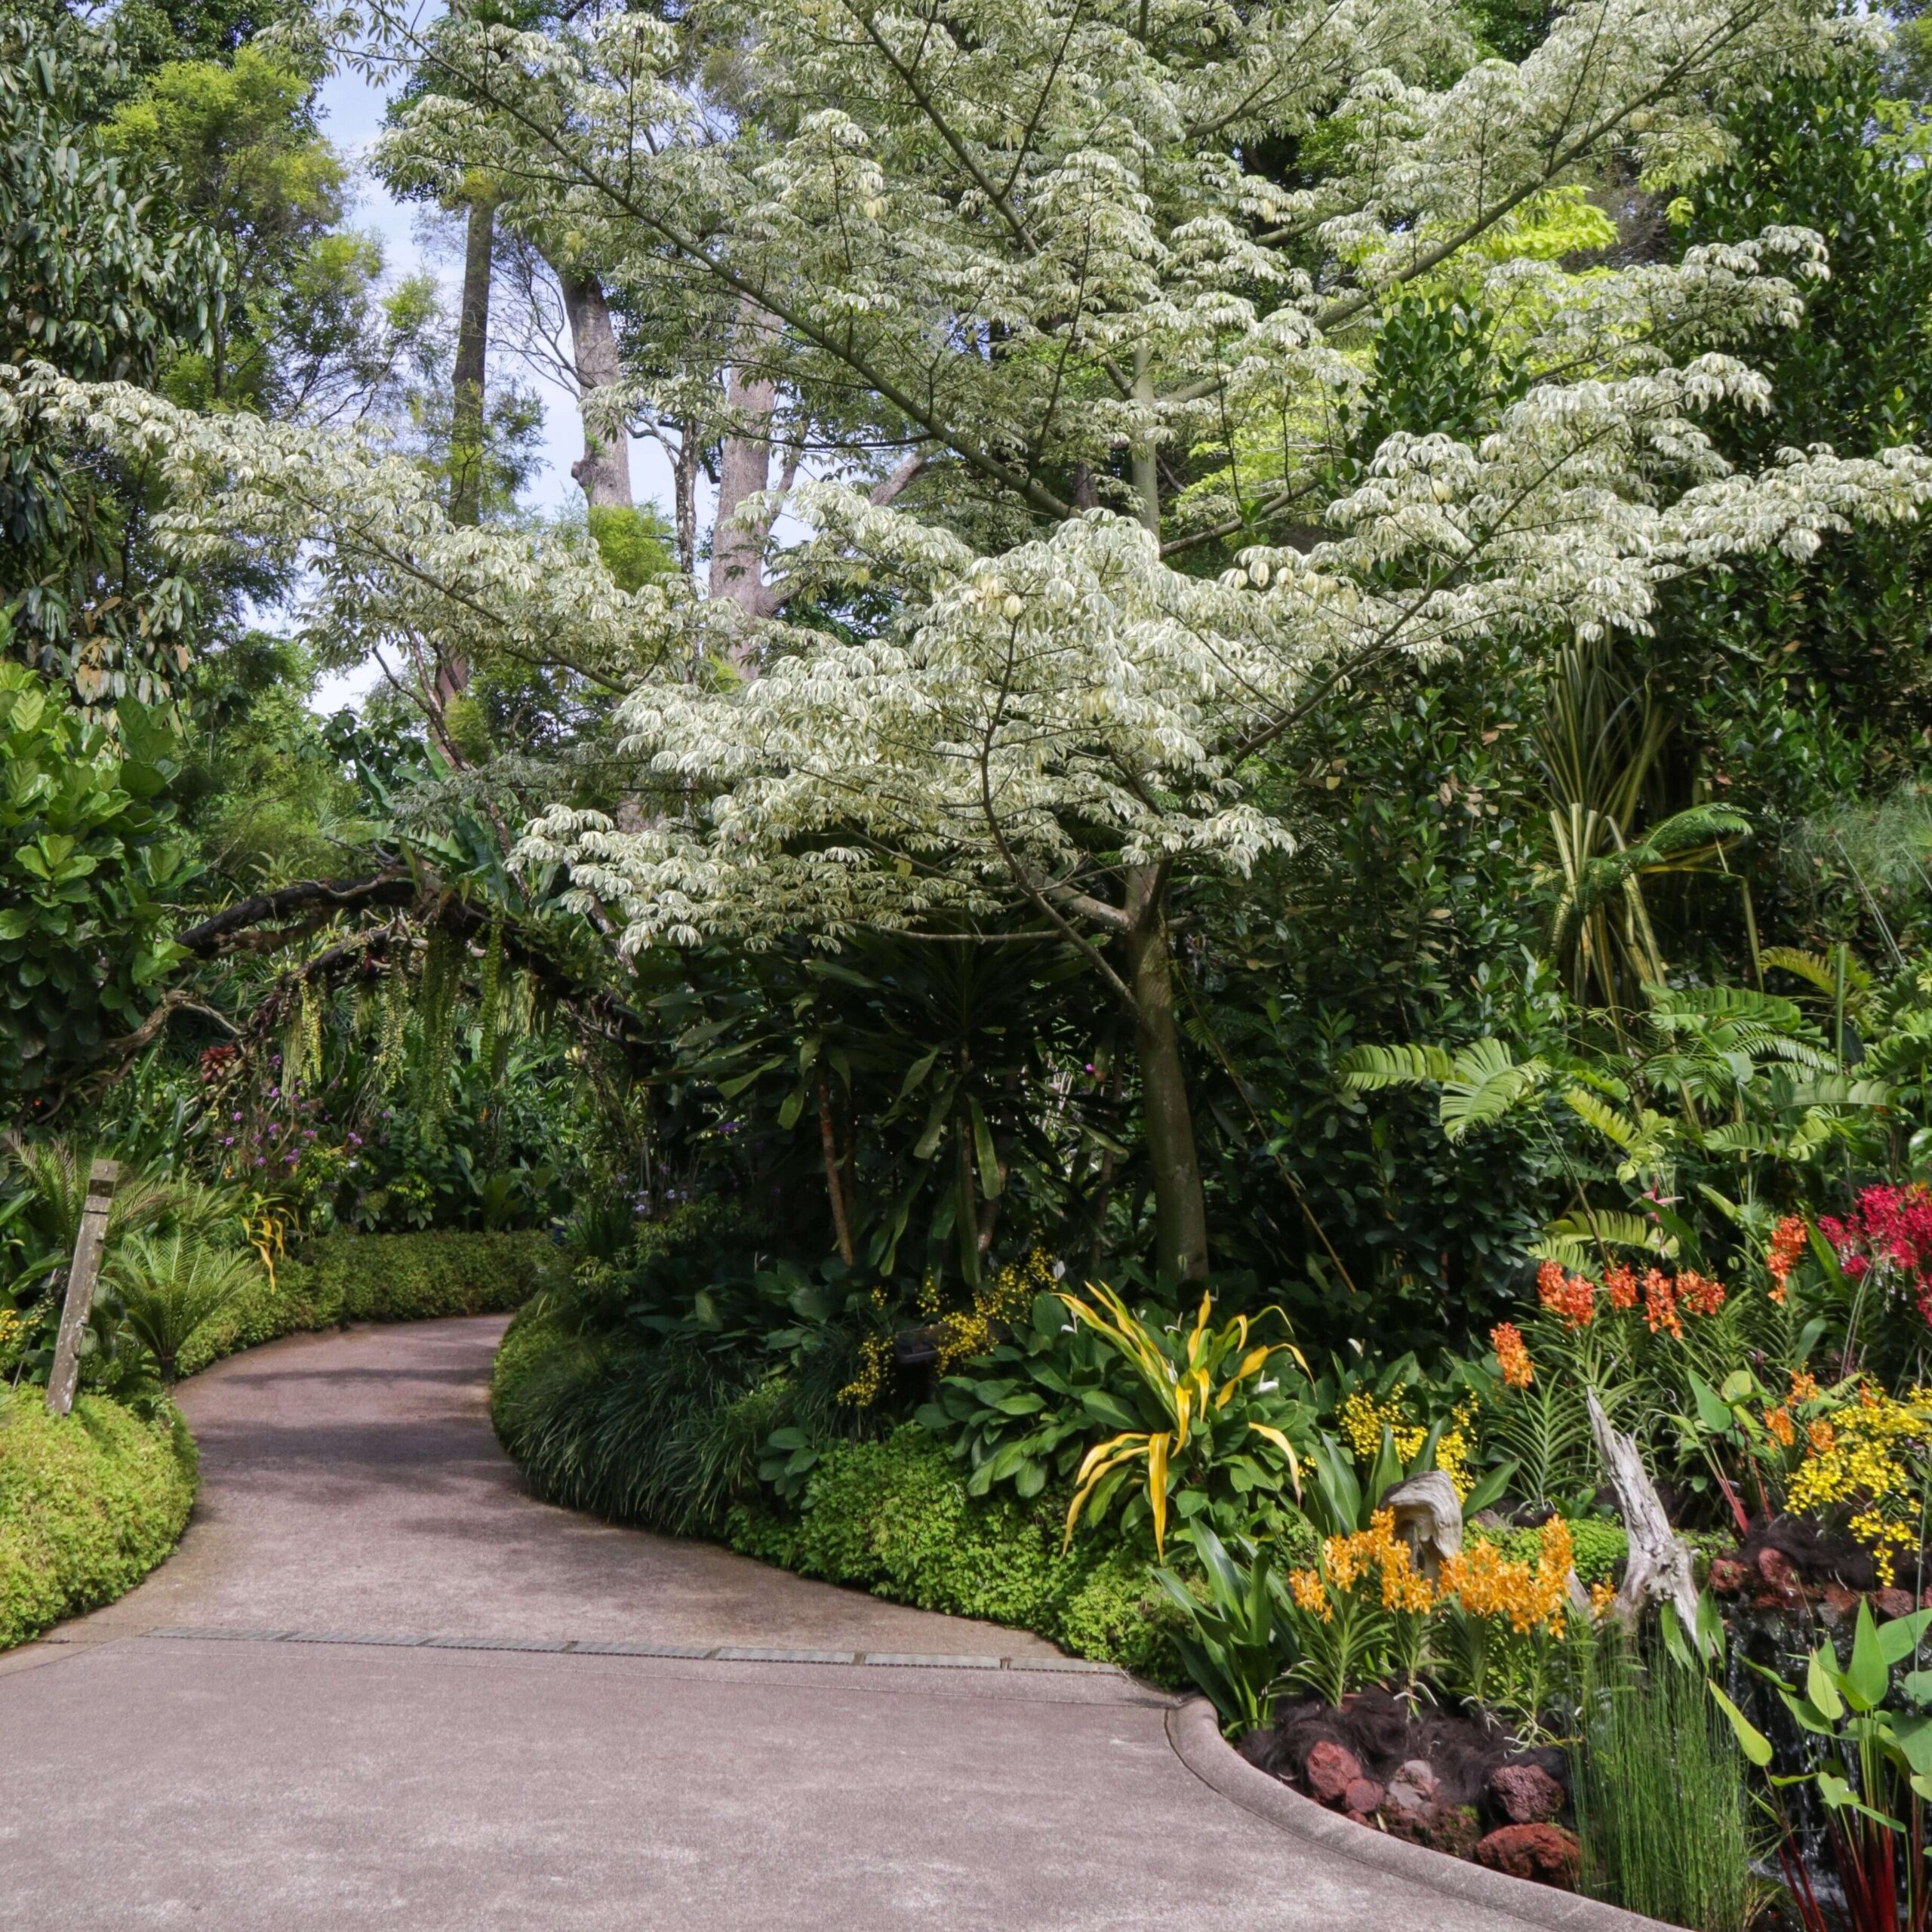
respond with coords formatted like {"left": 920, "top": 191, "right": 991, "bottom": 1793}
{"left": 0, "top": 1392, "right": 198, "bottom": 1647}
{"left": 177, "top": 1228, "right": 560, "bottom": 1376}
{"left": 724, "top": 1428, "right": 1181, "bottom": 1678}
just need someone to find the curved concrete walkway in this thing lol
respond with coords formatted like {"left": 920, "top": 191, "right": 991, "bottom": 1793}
{"left": 0, "top": 1317, "right": 1532, "bottom": 1930}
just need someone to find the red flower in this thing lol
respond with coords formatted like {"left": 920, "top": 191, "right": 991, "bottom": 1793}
{"left": 1766, "top": 1215, "right": 1807, "bottom": 1305}
{"left": 1678, "top": 1270, "right": 1726, "bottom": 1318}
{"left": 1537, "top": 1258, "right": 1596, "bottom": 1327}
{"left": 1642, "top": 1269, "right": 1681, "bottom": 1340}
{"left": 1819, "top": 1186, "right": 1932, "bottom": 1325}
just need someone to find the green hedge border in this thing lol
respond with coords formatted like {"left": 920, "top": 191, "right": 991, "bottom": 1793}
{"left": 177, "top": 1228, "right": 562, "bottom": 1377}
{"left": 1, "top": 1229, "right": 560, "bottom": 1651}
{"left": 722, "top": 1426, "right": 1185, "bottom": 1678}
{"left": 0, "top": 1395, "right": 198, "bottom": 1649}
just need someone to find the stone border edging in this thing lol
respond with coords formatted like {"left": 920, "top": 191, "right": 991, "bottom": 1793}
{"left": 143, "top": 1626, "right": 1128, "bottom": 1674}
{"left": 1164, "top": 1696, "right": 1669, "bottom": 1932}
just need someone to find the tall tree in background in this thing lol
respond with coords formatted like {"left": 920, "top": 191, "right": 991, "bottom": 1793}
{"left": 66, "top": 0, "right": 1924, "bottom": 1280}
{"left": 0, "top": 5, "right": 228, "bottom": 706}
{"left": 447, "top": 186, "right": 496, "bottom": 538}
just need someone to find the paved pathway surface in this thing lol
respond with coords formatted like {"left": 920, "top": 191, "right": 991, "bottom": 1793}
{"left": 0, "top": 1316, "right": 1524, "bottom": 1930}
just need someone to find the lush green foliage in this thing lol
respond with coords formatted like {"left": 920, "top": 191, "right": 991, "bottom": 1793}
{"left": 0, "top": 1389, "right": 197, "bottom": 1649}
{"left": 1055, "top": 1282, "right": 1311, "bottom": 1553}
{"left": 0, "top": 5, "right": 226, "bottom": 702}
{"left": 1713, "top": 1600, "right": 1932, "bottom": 1932}
{"left": 1150, "top": 1523, "right": 1304, "bottom": 1732}
{"left": 0, "top": 660, "right": 192, "bottom": 1100}
{"left": 916, "top": 1286, "right": 1132, "bottom": 1501}
{"left": 105, "top": 1226, "right": 257, "bottom": 1380}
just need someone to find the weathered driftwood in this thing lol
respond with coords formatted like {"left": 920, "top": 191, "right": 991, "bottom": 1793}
{"left": 1587, "top": 1388, "right": 1700, "bottom": 1638}
{"left": 1385, "top": 1471, "right": 1463, "bottom": 1580}
{"left": 45, "top": 1158, "right": 118, "bottom": 1418}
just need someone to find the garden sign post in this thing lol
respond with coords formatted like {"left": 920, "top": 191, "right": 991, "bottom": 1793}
{"left": 45, "top": 1158, "right": 117, "bottom": 1418}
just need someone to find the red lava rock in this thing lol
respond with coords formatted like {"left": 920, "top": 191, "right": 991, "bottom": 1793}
{"left": 1758, "top": 1546, "right": 1799, "bottom": 1589}
{"left": 1876, "top": 1587, "right": 1916, "bottom": 1620}
{"left": 1820, "top": 1584, "right": 1861, "bottom": 1628}
{"left": 1475, "top": 1823, "right": 1580, "bottom": 1889}
{"left": 1708, "top": 1555, "right": 1746, "bottom": 1595}
{"left": 1304, "top": 1740, "right": 1364, "bottom": 1808}
{"left": 1343, "top": 1778, "right": 1386, "bottom": 1818}
{"left": 1488, "top": 1762, "right": 1564, "bottom": 1826}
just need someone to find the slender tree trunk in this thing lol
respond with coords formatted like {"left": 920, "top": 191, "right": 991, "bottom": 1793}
{"left": 441, "top": 192, "right": 497, "bottom": 709}
{"left": 1131, "top": 342, "right": 1159, "bottom": 538}
{"left": 710, "top": 297, "right": 783, "bottom": 645}
{"left": 817, "top": 1072, "right": 856, "bottom": 1264}
{"left": 673, "top": 420, "right": 700, "bottom": 578}
{"left": 1119, "top": 346, "right": 1205, "bottom": 1278}
{"left": 558, "top": 269, "right": 631, "bottom": 509}
{"left": 450, "top": 194, "right": 497, "bottom": 531}
{"left": 1122, "top": 867, "right": 1209, "bottom": 1281}
{"left": 710, "top": 377, "right": 776, "bottom": 615}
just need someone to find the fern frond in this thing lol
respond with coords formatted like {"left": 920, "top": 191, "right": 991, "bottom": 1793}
{"left": 1534, "top": 1209, "right": 1675, "bottom": 1257}
{"left": 1564, "top": 1087, "right": 1643, "bottom": 1150}
{"left": 1761, "top": 945, "right": 1875, "bottom": 1002}
{"left": 1786, "top": 1075, "right": 1892, "bottom": 1109}
{"left": 1337, "top": 1043, "right": 1457, "bottom": 1091}
{"left": 1438, "top": 1042, "right": 1549, "bottom": 1139}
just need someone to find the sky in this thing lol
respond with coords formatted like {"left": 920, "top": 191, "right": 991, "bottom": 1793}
{"left": 308, "top": 54, "right": 687, "bottom": 709}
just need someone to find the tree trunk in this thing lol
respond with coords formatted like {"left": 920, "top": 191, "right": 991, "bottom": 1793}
{"left": 449, "top": 194, "right": 496, "bottom": 531}
{"left": 1122, "top": 867, "right": 1209, "bottom": 1281}
{"left": 443, "top": 192, "right": 497, "bottom": 709}
{"left": 558, "top": 269, "right": 631, "bottom": 510}
{"left": 817, "top": 1072, "right": 855, "bottom": 1265}
{"left": 1589, "top": 1389, "right": 1701, "bottom": 1641}
{"left": 672, "top": 419, "right": 700, "bottom": 577}
{"left": 710, "top": 297, "right": 781, "bottom": 639}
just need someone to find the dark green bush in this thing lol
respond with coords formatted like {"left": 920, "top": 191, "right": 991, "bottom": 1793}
{"left": 177, "top": 1228, "right": 559, "bottom": 1376}
{"left": 0, "top": 1392, "right": 198, "bottom": 1648}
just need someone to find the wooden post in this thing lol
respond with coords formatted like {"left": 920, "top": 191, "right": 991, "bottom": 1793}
{"left": 45, "top": 1158, "right": 117, "bottom": 1418}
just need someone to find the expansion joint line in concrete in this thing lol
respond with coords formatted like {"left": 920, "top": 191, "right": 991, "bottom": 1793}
{"left": 142, "top": 1626, "right": 1129, "bottom": 1675}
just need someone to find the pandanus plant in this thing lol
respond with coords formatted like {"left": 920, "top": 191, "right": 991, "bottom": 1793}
{"left": 1059, "top": 1283, "right": 1309, "bottom": 1555}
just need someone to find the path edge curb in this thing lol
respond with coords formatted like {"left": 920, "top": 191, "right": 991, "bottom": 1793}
{"left": 1164, "top": 1696, "right": 1668, "bottom": 1932}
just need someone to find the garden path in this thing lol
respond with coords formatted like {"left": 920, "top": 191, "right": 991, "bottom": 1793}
{"left": 0, "top": 1315, "right": 1546, "bottom": 1930}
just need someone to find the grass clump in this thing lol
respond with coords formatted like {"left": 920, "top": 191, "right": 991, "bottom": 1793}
{"left": 0, "top": 1391, "right": 198, "bottom": 1648}
{"left": 1570, "top": 1639, "right": 1757, "bottom": 1931}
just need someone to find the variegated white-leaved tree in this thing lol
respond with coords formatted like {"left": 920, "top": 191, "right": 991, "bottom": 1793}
{"left": 26, "top": 0, "right": 1932, "bottom": 1277}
